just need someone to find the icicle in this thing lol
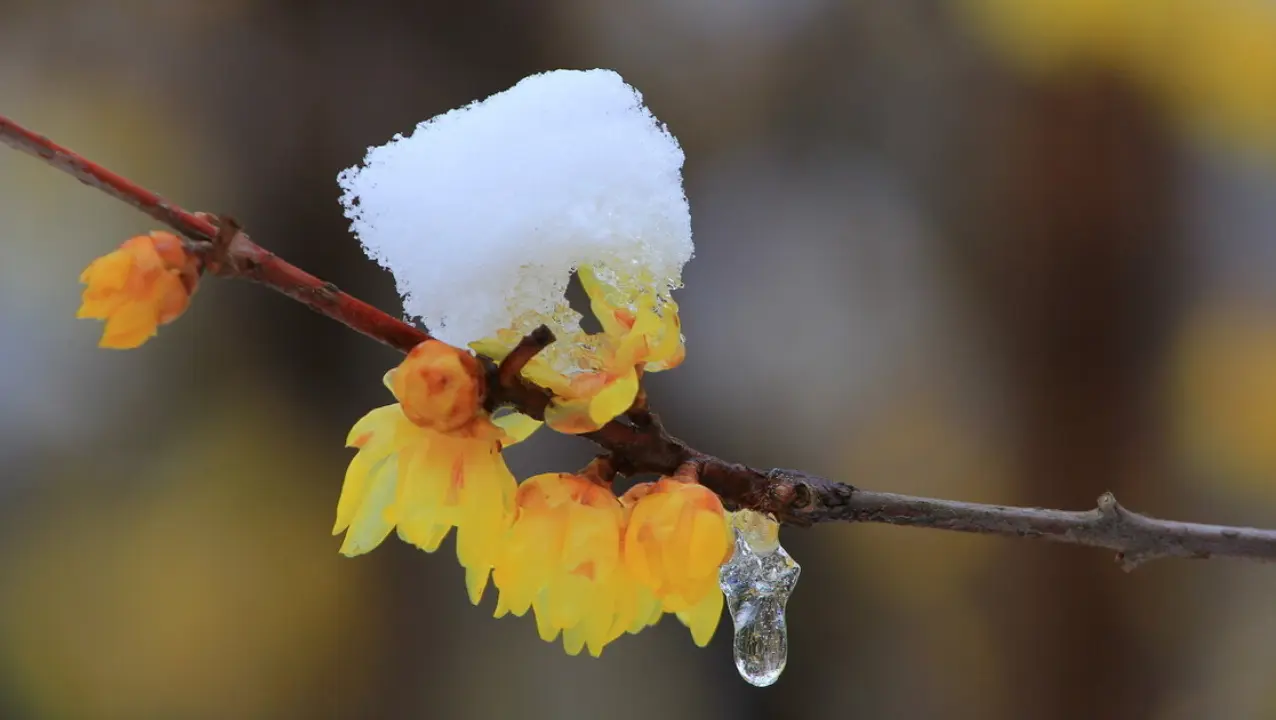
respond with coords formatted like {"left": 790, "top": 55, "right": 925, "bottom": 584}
{"left": 718, "top": 510, "right": 800, "bottom": 687}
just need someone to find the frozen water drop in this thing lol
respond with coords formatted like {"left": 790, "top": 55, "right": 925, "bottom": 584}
{"left": 719, "top": 510, "right": 800, "bottom": 687}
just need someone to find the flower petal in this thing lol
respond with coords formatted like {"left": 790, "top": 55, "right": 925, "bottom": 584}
{"left": 588, "top": 370, "right": 639, "bottom": 425}
{"left": 338, "top": 456, "right": 399, "bottom": 557}
{"left": 491, "top": 409, "right": 542, "bottom": 446}
{"left": 675, "top": 586, "right": 723, "bottom": 647}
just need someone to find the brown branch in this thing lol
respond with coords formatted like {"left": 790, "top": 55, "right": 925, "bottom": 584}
{"left": 7, "top": 111, "right": 1276, "bottom": 568}
{"left": 496, "top": 325, "right": 556, "bottom": 392}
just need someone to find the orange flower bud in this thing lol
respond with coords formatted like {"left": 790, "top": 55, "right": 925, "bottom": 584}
{"left": 76, "top": 231, "right": 199, "bottom": 349}
{"left": 388, "top": 340, "right": 485, "bottom": 432}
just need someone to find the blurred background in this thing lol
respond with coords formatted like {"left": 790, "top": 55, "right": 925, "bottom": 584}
{"left": 3, "top": 0, "right": 1276, "bottom": 718}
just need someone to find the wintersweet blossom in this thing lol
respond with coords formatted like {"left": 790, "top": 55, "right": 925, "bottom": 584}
{"left": 76, "top": 231, "right": 199, "bottom": 349}
{"left": 334, "top": 341, "right": 533, "bottom": 603}
{"left": 491, "top": 469, "right": 663, "bottom": 656}
{"left": 623, "top": 475, "right": 733, "bottom": 647}
{"left": 330, "top": 70, "right": 735, "bottom": 657}
{"left": 473, "top": 267, "right": 685, "bottom": 434}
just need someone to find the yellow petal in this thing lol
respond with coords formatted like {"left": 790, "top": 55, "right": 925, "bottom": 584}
{"left": 634, "top": 588, "right": 664, "bottom": 633}
{"left": 581, "top": 581, "right": 619, "bottom": 657}
{"left": 465, "top": 565, "right": 491, "bottom": 606}
{"left": 76, "top": 292, "right": 124, "bottom": 319}
{"left": 394, "top": 438, "right": 454, "bottom": 550}
{"left": 469, "top": 336, "right": 513, "bottom": 361}
{"left": 662, "top": 500, "right": 698, "bottom": 596}
{"left": 333, "top": 450, "right": 378, "bottom": 535}
{"left": 338, "top": 456, "right": 399, "bottom": 557}
{"left": 645, "top": 306, "right": 685, "bottom": 372}
{"left": 454, "top": 447, "right": 518, "bottom": 604}
{"left": 588, "top": 370, "right": 640, "bottom": 425}
{"left": 98, "top": 302, "right": 158, "bottom": 349}
{"left": 542, "top": 574, "right": 590, "bottom": 631}
{"left": 397, "top": 521, "right": 451, "bottom": 553}
{"left": 688, "top": 506, "right": 732, "bottom": 579}
{"left": 676, "top": 588, "right": 724, "bottom": 647}
{"left": 490, "top": 409, "right": 542, "bottom": 446}
{"left": 79, "top": 250, "right": 134, "bottom": 289}
{"left": 493, "top": 592, "right": 511, "bottom": 619}
{"left": 623, "top": 498, "right": 664, "bottom": 590}
{"left": 543, "top": 399, "right": 593, "bottom": 434}
{"left": 494, "top": 509, "right": 564, "bottom": 617}
{"left": 335, "top": 406, "right": 407, "bottom": 534}
{"left": 521, "top": 362, "right": 574, "bottom": 396}
{"left": 533, "top": 593, "right": 561, "bottom": 643}
{"left": 578, "top": 266, "right": 627, "bottom": 338}
{"left": 561, "top": 624, "right": 587, "bottom": 657}
{"left": 345, "top": 405, "right": 403, "bottom": 447}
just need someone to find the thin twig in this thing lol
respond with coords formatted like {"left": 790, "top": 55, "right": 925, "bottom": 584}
{"left": 6, "top": 111, "right": 1276, "bottom": 568}
{"left": 496, "top": 325, "right": 556, "bottom": 390}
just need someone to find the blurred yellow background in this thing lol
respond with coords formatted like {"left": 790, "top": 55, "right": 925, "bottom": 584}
{"left": 3, "top": 1, "right": 1276, "bottom": 718}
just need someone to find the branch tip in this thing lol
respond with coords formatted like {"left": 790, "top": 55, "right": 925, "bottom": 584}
{"left": 496, "top": 325, "right": 555, "bottom": 387}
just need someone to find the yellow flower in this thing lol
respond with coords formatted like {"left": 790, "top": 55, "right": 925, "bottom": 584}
{"left": 473, "top": 266, "right": 685, "bottom": 435}
{"left": 622, "top": 476, "right": 732, "bottom": 647}
{"left": 491, "top": 471, "right": 660, "bottom": 656}
{"left": 334, "top": 340, "right": 531, "bottom": 604}
{"left": 579, "top": 266, "right": 685, "bottom": 374}
{"left": 77, "top": 231, "right": 199, "bottom": 349}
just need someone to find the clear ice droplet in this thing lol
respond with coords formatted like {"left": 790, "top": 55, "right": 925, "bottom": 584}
{"left": 718, "top": 510, "right": 800, "bottom": 687}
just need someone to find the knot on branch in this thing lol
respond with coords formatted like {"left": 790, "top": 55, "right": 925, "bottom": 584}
{"left": 764, "top": 468, "right": 856, "bottom": 526}
{"left": 1090, "top": 492, "right": 1206, "bottom": 571}
{"left": 193, "top": 214, "right": 262, "bottom": 278}
{"left": 1090, "top": 492, "right": 1146, "bottom": 571}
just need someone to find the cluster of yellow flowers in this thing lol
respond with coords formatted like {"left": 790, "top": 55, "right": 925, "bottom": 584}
{"left": 332, "top": 267, "right": 731, "bottom": 656}
{"left": 76, "top": 235, "right": 735, "bottom": 656}
{"left": 957, "top": 0, "right": 1276, "bottom": 157}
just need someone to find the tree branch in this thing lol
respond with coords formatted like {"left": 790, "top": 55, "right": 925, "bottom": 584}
{"left": 6, "top": 111, "right": 1276, "bottom": 568}
{"left": 0, "top": 115, "right": 428, "bottom": 355}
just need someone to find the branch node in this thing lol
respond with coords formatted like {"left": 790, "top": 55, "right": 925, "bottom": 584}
{"left": 1096, "top": 491, "right": 1123, "bottom": 521}
{"left": 198, "top": 214, "right": 259, "bottom": 279}
{"left": 790, "top": 481, "right": 814, "bottom": 510}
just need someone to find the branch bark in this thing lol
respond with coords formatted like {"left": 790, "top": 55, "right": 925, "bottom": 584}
{"left": 5, "top": 111, "right": 1276, "bottom": 568}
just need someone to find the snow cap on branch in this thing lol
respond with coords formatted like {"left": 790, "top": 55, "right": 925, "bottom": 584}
{"left": 338, "top": 69, "right": 693, "bottom": 347}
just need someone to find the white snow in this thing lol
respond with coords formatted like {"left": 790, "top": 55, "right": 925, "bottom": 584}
{"left": 338, "top": 69, "right": 694, "bottom": 347}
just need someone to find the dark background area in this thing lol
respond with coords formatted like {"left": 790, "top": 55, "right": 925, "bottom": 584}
{"left": 3, "top": 1, "right": 1276, "bottom": 718}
